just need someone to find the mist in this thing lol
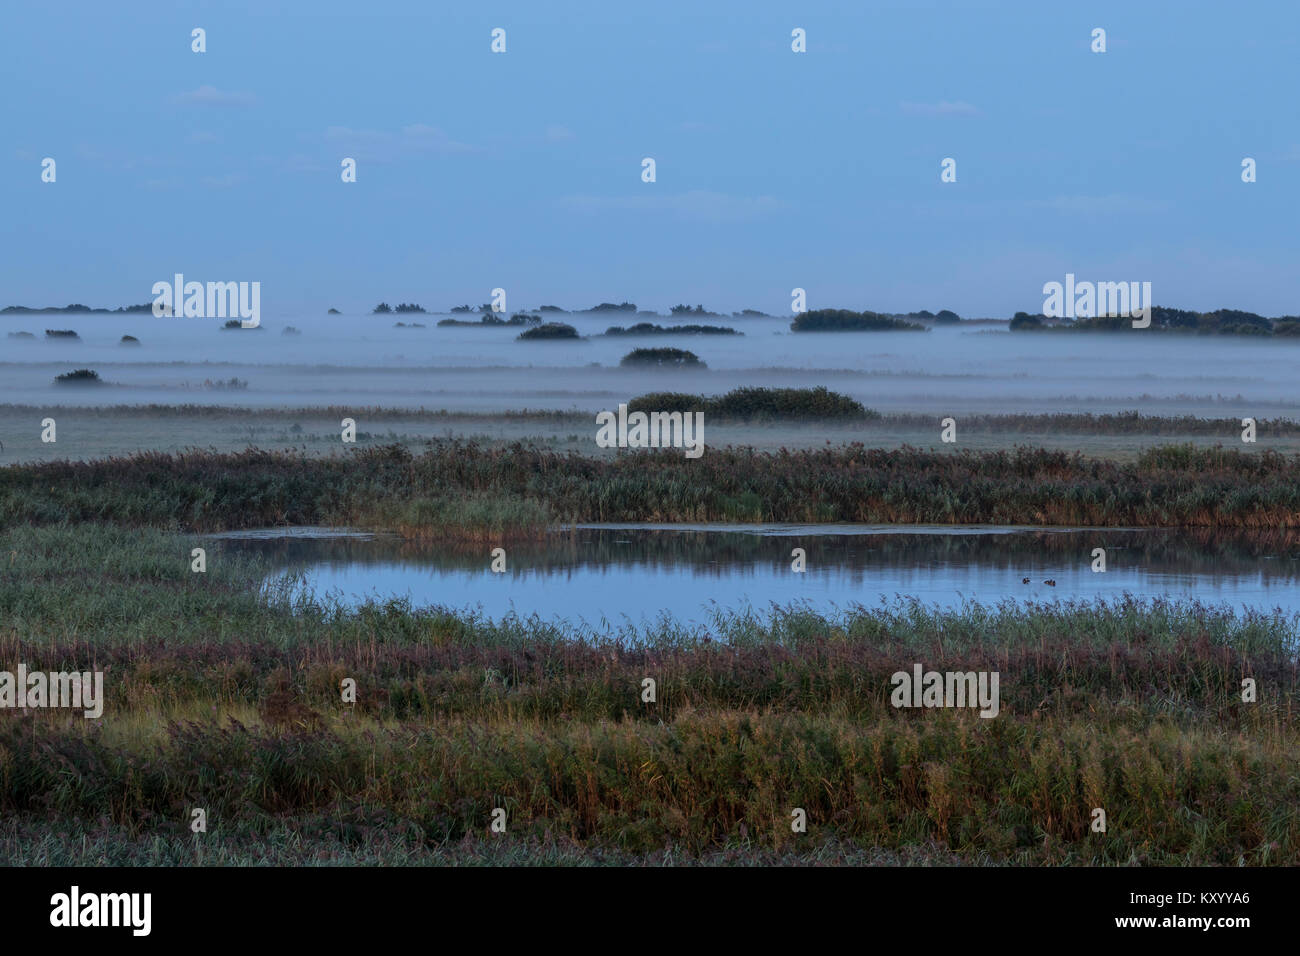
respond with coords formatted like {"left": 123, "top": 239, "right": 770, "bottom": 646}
{"left": 4, "top": 312, "right": 1296, "bottom": 420}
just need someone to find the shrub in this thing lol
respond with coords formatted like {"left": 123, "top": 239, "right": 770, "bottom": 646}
{"left": 790, "top": 309, "right": 925, "bottom": 332}
{"left": 7, "top": 331, "right": 35, "bottom": 339}
{"left": 119, "top": 335, "right": 140, "bottom": 345}
{"left": 1009, "top": 312, "right": 1045, "bottom": 330}
{"left": 619, "top": 347, "right": 706, "bottom": 368}
{"left": 517, "top": 322, "right": 579, "bottom": 341}
{"left": 53, "top": 368, "right": 102, "bottom": 385}
{"left": 605, "top": 323, "right": 739, "bottom": 336}
{"left": 44, "top": 329, "right": 80, "bottom": 339}
{"left": 627, "top": 386, "right": 872, "bottom": 421}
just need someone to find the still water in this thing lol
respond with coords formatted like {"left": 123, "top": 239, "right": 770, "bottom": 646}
{"left": 212, "top": 524, "right": 1300, "bottom": 625}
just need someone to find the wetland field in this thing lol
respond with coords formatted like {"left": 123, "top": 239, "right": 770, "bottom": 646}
{"left": 2, "top": 310, "right": 1298, "bottom": 866}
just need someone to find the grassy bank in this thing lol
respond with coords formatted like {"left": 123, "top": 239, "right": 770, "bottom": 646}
{"left": 0, "top": 524, "right": 1295, "bottom": 865}
{"left": 5, "top": 441, "right": 1300, "bottom": 534}
{"left": 6, "top": 403, "right": 1300, "bottom": 466}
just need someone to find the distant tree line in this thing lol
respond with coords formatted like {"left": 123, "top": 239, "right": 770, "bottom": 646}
{"left": 1010, "top": 307, "right": 1300, "bottom": 337}
{"left": 439, "top": 313, "right": 542, "bottom": 328}
{"left": 372, "top": 302, "right": 427, "bottom": 314}
{"left": 791, "top": 309, "right": 928, "bottom": 332}
{"left": 604, "top": 323, "right": 740, "bottom": 336}
{"left": 2, "top": 303, "right": 155, "bottom": 314}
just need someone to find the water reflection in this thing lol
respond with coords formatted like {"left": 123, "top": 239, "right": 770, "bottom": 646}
{"left": 215, "top": 524, "right": 1300, "bottom": 624}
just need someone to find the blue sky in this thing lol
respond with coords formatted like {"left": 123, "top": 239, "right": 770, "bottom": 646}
{"left": 3, "top": 0, "right": 1298, "bottom": 316}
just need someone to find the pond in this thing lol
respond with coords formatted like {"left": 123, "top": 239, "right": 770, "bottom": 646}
{"left": 211, "top": 524, "right": 1300, "bottom": 625}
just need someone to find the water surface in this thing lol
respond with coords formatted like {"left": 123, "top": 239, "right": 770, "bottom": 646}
{"left": 217, "top": 524, "right": 1300, "bottom": 625}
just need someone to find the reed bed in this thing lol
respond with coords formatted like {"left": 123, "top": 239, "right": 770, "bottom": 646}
{"left": 6, "top": 441, "right": 1300, "bottom": 533}
{"left": 0, "top": 524, "right": 1295, "bottom": 865}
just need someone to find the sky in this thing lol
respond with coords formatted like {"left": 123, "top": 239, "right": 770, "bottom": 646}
{"left": 2, "top": 0, "right": 1298, "bottom": 318}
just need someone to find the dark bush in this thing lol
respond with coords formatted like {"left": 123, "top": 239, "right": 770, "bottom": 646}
{"left": 605, "top": 323, "right": 739, "bottom": 336}
{"left": 619, "top": 347, "right": 706, "bottom": 368}
{"left": 790, "top": 310, "right": 926, "bottom": 332}
{"left": 54, "top": 368, "right": 102, "bottom": 385}
{"left": 628, "top": 386, "right": 873, "bottom": 421}
{"left": 1009, "top": 312, "right": 1045, "bottom": 331}
{"left": 517, "top": 323, "right": 580, "bottom": 341}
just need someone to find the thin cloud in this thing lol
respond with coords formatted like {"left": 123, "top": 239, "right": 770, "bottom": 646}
{"left": 1029, "top": 194, "right": 1173, "bottom": 216}
{"left": 172, "top": 85, "right": 257, "bottom": 108}
{"left": 200, "top": 173, "right": 246, "bottom": 189}
{"left": 545, "top": 124, "right": 575, "bottom": 143}
{"left": 323, "top": 124, "right": 478, "bottom": 162}
{"left": 558, "top": 190, "right": 788, "bottom": 224}
{"left": 900, "top": 100, "right": 982, "bottom": 117}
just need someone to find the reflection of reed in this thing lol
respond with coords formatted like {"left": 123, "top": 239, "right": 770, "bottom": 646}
{"left": 225, "top": 527, "right": 1300, "bottom": 584}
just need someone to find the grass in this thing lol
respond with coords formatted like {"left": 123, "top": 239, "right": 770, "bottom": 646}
{"left": 0, "top": 523, "right": 1295, "bottom": 865}
{"left": 6, "top": 440, "right": 1300, "bottom": 533}
{"left": 0, "top": 403, "right": 1294, "bottom": 435}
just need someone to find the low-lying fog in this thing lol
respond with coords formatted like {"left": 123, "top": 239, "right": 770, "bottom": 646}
{"left": 3, "top": 311, "right": 1297, "bottom": 418}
